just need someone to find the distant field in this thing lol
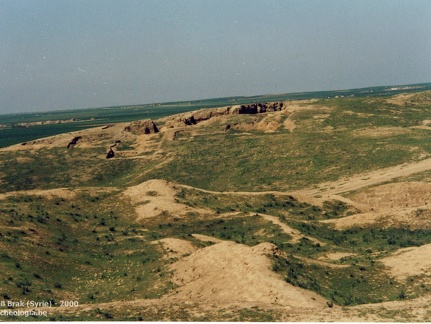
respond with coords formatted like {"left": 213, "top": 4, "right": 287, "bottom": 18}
{"left": 1, "top": 82, "right": 430, "bottom": 148}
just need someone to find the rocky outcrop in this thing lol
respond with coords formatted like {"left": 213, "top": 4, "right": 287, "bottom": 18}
{"left": 124, "top": 119, "right": 159, "bottom": 135}
{"left": 183, "top": 116, "right": 197, "bottom": 125}
{"left": 163, "top": 101, "right": 286, "bottom": 128}
{"left": 163, "top": 109, "right": 227, "bottom": 128}
{"left": 67, "top": 136, "right": 82, "bottom": 149}
{"left": 233, "top": 102, "right": 284, "bottom": 114}
{"left": 106, "top": 145, "right": 115, "bottom": 159}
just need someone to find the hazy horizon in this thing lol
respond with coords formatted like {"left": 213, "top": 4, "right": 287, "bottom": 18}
{"left": 1, "top": 0, "right": 430, "bottom": 114}
{"left": 1, "top": 81, "right": 430, "bottom": 117}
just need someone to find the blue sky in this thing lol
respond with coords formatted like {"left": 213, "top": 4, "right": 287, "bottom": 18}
{"left": 0, "top": 0, "right": 430, "bottom": 114}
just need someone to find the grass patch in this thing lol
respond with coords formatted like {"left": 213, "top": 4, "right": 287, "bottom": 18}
{"left": 146, "top": 213, "right": 292, "bottom": 246}
{"left": 272, "top": 254, "right": 402, "bottom": 306}
{"left": 0, "top": 190, "right": 171, "bottom": 304}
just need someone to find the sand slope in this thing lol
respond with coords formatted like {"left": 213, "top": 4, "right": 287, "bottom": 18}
{"left": 380, "top": 244, "right": 431, "bottom": 280}
{"left": 123, "top": 179, "right": 210, "bottom": 219}
{"left": 168, "top": 241, "right": 327, "bottom": 308}
{"left": 322, "top": 182, "right": 431, "bottom": 229}
{"left": 151, "top": 238, "right": 197, "bottom": 259}
{"left": 294, "top": 157, "right": 431, "bottom": 197}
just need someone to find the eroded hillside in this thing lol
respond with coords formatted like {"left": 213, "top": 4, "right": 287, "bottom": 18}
{"left": 0, "top": 92, "right": 430, "bottom": 321}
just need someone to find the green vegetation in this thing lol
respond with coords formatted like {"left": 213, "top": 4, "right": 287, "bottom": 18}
{"left": 174, "top": 188, "right": 358, "bottom": 220}
{"left": 0, "top": 147, "right": 161, "bottom": 192}
{"left": 2, "top": 185, "right": 429, "bottom": 317}
{"left": 272, "top": 254, "right": 402, "bottom": 306}
{"left": 289, "top": 222, "right": 431, "bottom": 252}
{"left": 147, "top": 213, "right": 292, "bottom": 246}
{"left": 1, "top": 87, "right": 430, "bottom": 193}
{"left": 0, "top": 191, "right": 172, "bottom": 304}
{"left": 0, "top": 85, "right": 430, "bottom": 320}
{"left": 138, "top": 93, "right": 431, "bottom": 191}
{"left": 1, "top": 82, "right": 429, "bottom": 148}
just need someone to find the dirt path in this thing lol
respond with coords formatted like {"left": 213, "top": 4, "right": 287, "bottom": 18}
{"left": 0, "top": 188, "right": 77, "bottom": 200}
{"left": 177, "top": 183, "right": 283, "bottom": 196}
{"left": 258, "top": 213, "right": 304, "bottom": 243}
{"left": 293, "top": 157, "right": 431, "bottom": 197}
{"left": 176, "top": 157, "right": 431, "bottom": 200}
{"left": 123, "top": 179, "right": 210, "bottom": 219}
{"left": 294, "top": 255, "right": 349, "bottom": 269}
{"left": 256, "top": 213, "right": 324, "bottom": 245}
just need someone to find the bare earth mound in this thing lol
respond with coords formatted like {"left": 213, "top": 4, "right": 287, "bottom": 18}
{"left": 168, "top": 241, "right": 327, "bottom": 308}
{"left": 1, "top": 123, "right": 133, "bottom": 152}
{"left": 380, "top": 244, "right": 431, "bottom": 280}
{"left": 322, "top": 207, "right": 431, "bottom": 230}
{"left": 2, "top": 91, "right": 431, "bottom": 321}
{"left": 151, "top": 238, "right": 197, "bottom": 260}
{"left": 123, "top": 179, "right": 210, "bottom": 219}
{"left": 323, "top": 182, "right": 431, "bottom": 229}
{"left": 349, "top": 182, "right": 431, "bottom": 210}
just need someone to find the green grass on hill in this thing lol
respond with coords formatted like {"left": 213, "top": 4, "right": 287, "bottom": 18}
{"left": 1, "top": 82, "right": 430, "bottom": 148}
{"left": 0, "top": 88, "right": 430, "bottom": 320}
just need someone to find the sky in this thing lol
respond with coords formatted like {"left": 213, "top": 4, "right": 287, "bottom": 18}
{"left": 0, "top": 0, "right": 430, "bottom": 114}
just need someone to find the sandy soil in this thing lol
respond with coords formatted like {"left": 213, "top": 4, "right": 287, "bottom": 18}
{"left": 257, "top": 212, "right": 324, "bottom": 245}
{"left": 343, "top": 110, "right": 375, "bottom": 118}
{"left": 322, "top": 206, "right": 431, "bottom": 230}
{"left": 353, "top": 126, "right": 412, "bottom": 137}
{"left": 294, "top": 157, "right": 431, "bottom": 198}
{"left": 167, "top": 241, "right": 327, "bottom": 307}
{"left": 4, "top": 96, "right": 431, "bottom": 321}
{"left": 151, "top": 237, "right": 197, "bottom": 259}
{"left": 123, "top": 179, "right": 211, "bottom": 219}
{"left": 283, "top": 100, "right": 330, "bottom": 113}
{"left": 386, "top": 93, "right": 420, "bottom": 106}
{"left": 0, "top": 120, "right": 162, "bottom": 157}
{"left": 227, "top": 113, "right": 283, "bottom": 133}
{"left": 173, "top": 157, "right": 430, "bottom": 210}
{"left": 1, "top": 123, "right": 132, "bottom": 152}
{"left": 294, "top": 255, "right": 349, "bottom": 269}
{"left": 283, "top": 117, "right": 296, "bottom": 132}
{"left": 349, "top": 182, "right": 431, "bottom": 210}
{"left": 0, "top": 188, "right": 77, "bottom": 201}
{"left": 318, "top": 252, "right": 356, "bottom": 261}
{"left": 191, "top": 233, "right": 224, "bottom": 243}
{"left": 26, "top": 292, "right": 431, "bottom": 322}
{"left": 60, "top": 235, "right": 423, "bottom": 321}
{"left": 323, "top": 182, "right": 431, "bottom": 229}
{"left": 380, "top": 243, "right": 431, "bottom": 280}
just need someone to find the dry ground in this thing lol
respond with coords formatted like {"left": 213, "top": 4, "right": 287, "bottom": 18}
{"left": 35, "top": 153, "right": 429, "bottom": 321}
{"left": 2, "top": 95, "right": 431, "bottom": 321}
